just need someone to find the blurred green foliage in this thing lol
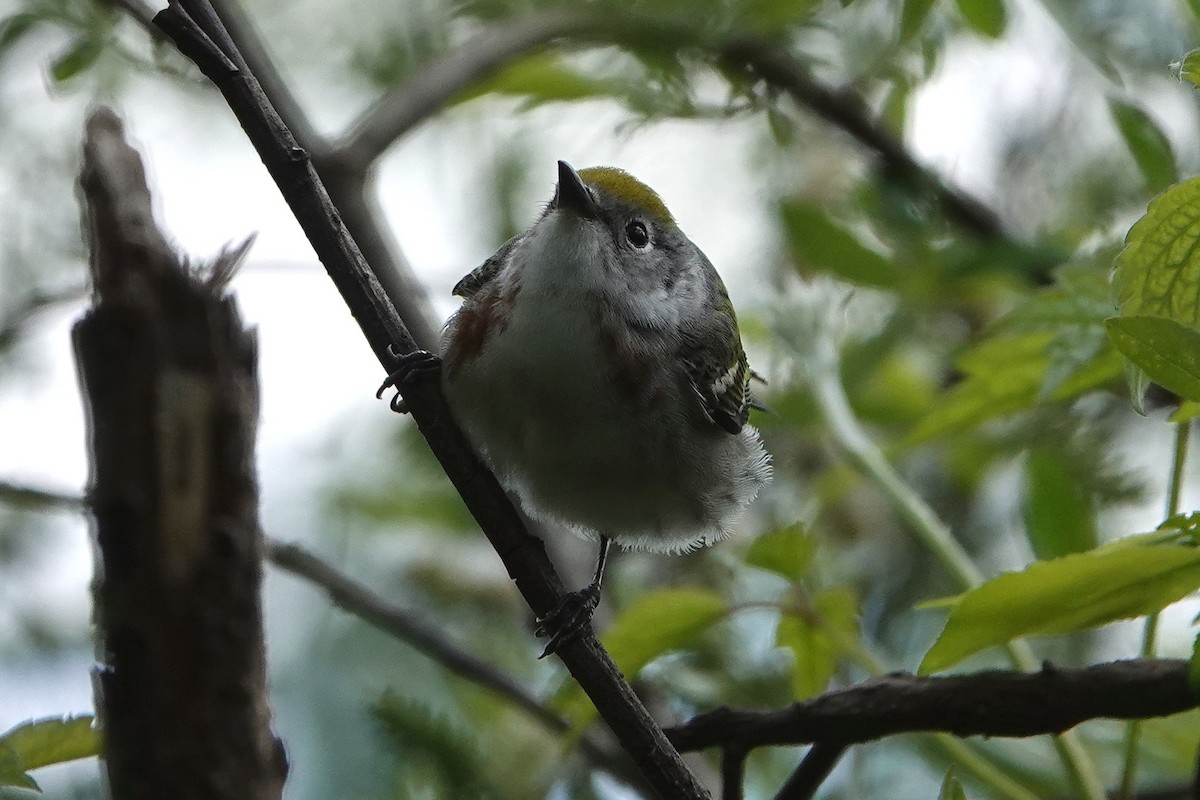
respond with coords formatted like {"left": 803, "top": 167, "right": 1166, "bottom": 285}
{"left": 5, "top": 0, "right": 1200, "bottom": 797}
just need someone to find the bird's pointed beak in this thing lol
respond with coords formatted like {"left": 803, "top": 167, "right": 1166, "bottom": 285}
{"left": 554, "top": 160, "right": 597, "bottom": 219}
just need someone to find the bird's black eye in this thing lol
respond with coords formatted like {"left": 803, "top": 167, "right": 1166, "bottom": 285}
{"left": 625, "top": 220, "right": 650, "bottom": 249}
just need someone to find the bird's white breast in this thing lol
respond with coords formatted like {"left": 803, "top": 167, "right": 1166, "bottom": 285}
{"left": 441, "top": 220, "right": 770, "bottom": 551}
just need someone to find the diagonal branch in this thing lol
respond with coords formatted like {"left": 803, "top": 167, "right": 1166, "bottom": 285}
{"left": 330, "top": 10, "right": 1012, "bottom": 249}
{"left": 0, "top": 476, "right": 643, "bottom": 791}
{"left": 265, "top": 541, "right": 642, "bottom": 789}
{"left": 334, "top": 9, "right": 593, "bottom": 172}
{"left": 152, "top": 3, "right": 708, "bottom": 797}
{"left": 0, "top": 480, "right": 85, "bottom": 510}
{"left": 666, "top": 659, "right": 1197, "bottom": 753}
{"left": 0, "top": 478, "right": 1196, "bottom": 795}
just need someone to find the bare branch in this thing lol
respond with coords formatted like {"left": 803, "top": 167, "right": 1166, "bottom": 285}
{"left": 667, "top": 660, "right": 1196, "bottom": 753}
{"left": 771, "top": 743, "right": 847, "bottom": 800}
{"left": 0, "top": 480, "right": 85, "bottom": 510}
{"left": 335, "top": 9, "right": 592, "bottom": 171}
{"left": 264, "top": 540, "right": 643, "bottom": 789}
{"left": 152, "top": 3, "right": 708, "bottom": 796}
{"left": 716, "top": 39, "right": 1009, "bottom": 243}
{"left": 720, "top": 747, "right": 745, "bottom": 800}
{"left": 330, "top": 11, "right": 1015, "bottom": 255}
{"left": 207, "top": 0, "right": 441, "bottom": 349}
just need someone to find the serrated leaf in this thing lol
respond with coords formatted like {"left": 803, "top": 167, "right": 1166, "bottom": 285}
{"left": 0, "top": 715, "right": 100, "bottom": 772}
{"left": 1109, "top": 99, "right": 1178, "bottom": 192}
{"left": 0, "top": 744, "right": 37, "bottom": 791}
{"left": 900, "top": 0, "right": 938, "bottom": 42}
{"left": 745, "top": 523, "right": 815, "bottom": 582}
{"left": 777, "top": 588, "right": 858, "bottom": 698}
{"left": 955, "top": 0, "right": 1006, "bottom": 38}
{"left": 940, "top": 770, "right": 969, "bottom": 800}
{"left": 1106, "top": 316, "right": 1200, "bottom": 402}
{"left": 50, "top": 37, "right": 104, "bottom": 83}
{"left": 919, "top": 532, "right": 1200, "bottom": 673}
{"left": 1023, "top": 448, "right": 1096, "bottom": 559}
{"left": 781, "top": 200, "right": 903, "bottom": 288}
{"left": 1113, "top": 176, "right": 1200, "bottom": 325}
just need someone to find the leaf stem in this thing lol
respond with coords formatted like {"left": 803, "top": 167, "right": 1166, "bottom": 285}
{"left": 807, "top": 335, "right": 1106, "bottom": 800}
{"left": 1116, "top": 419, "right": 1190, "bottom": 800}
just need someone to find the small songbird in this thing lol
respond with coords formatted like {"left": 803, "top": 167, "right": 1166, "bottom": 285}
{"left": 379, "top": 161, "right": 770, "bottom": 655}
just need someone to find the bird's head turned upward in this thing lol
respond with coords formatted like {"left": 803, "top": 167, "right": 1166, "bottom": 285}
{"left": 535, "top": 161, "right": 720, "bottom": 328}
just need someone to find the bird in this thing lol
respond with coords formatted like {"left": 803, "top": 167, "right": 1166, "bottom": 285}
{"left": 379, "top": 160, "right": 770, "bottom": 655}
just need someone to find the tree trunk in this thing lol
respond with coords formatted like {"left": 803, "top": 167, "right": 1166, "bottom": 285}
{"left": 73, "top": 106, "right": 283, "bottom": 800}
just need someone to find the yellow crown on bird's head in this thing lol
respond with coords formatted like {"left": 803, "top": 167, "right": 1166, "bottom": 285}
{"left": 577, "top": 167, "right": 676, "bottom": 225}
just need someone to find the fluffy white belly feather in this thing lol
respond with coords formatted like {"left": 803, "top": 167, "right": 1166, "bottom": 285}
{"left": 442, "top": 283, "right": 770, "bottom": 553}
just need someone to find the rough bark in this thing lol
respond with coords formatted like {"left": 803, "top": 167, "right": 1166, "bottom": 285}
{"left": 74, "top": 107, "right": 282, "bottom": 800}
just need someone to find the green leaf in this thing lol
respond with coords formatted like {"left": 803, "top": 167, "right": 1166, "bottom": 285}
{"left": 556, "top": 588, "right": 727, "bottom": 726}
{"left": 745, "top": 523, "right": 816, "bottom": 582}
{"left": 0, "top": 715, "right": 100, "bottom": 772}
{"left": 780, "top": 200, "right": 903, "bottom": 289}
{"left": 0, "top": 744, "right": 37, "bottom": 791}
{"left": 1190, "top": 632, "right": 1200, "bottom": 696}
{"left": 900, "top": 0, "right": 938, "bottom": 42}
{"left": 1170, "top": 400, "right": 1200, "bottom": 423}
{"left": 940, "top": 770, "right": 969, "bottom": 800}
{"left": 1175, "top": 49, "right": 1200, "bottom": 89}
{"left": 777, "top": 588, "right": 858, "bottom": 698}
{"left": 741, "top": 0, "right": 821, "bottom": 31}
{"left": 50, "top": 37, "right": 104, "bottom": 83}
{"left": 457, "top": 53, "right": 622, "bottom": 108}
{"left": 1109, "top": 99, "right": 1178, "bottom": 192}
{"left": 955, "top": 0, "right": 1006, "bottom": 38}
{"left": 919, "top": 531, "right": 1200, "bottom": 673}
{"left": 908, "top": 331, "right": 1120, "bottom": 443}
{"left": 1106, "top": 316, "right": 1200, "bottom": 402}
{"left": 1113, "top": 176, "right": 1200, "bottom": 325}
{"left": 601, "top": 588, "right": 727, "bottom": 674}
{"left": 1023, "top": 448, "right": 1096, "bottom": 559}
{"left": 0, "top": 13, "right": 39, "bottom": 55}
{"left": 910, "top": 264, "right": 1122, "bottom": 442}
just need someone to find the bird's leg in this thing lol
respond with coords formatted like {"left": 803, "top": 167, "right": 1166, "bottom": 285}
{"left": 375, "top": 346, "right": 442, "bottom": 414}
{"left": 535, "top": 536, "right": 612, "bottom": 658}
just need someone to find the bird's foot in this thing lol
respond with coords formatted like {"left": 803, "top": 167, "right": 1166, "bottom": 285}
{"left": 535, "top": 582, "right": 601, "bottom": 658}
{"left": 375, "top": 347, "right": 441, "bottom": 414}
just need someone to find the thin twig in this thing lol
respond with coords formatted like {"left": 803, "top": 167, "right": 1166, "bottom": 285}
{"left": 335, "top": 9, "right": 592, "bottom": 171}
{"left": 153, "top": 4, "right": 708, "bottom": 797}
{"left": 717, "top": 39, "right": 1006, "bottom": 241}
{"left": 666, "top": 660, "right": 1196, "bottom": 753}
{"left": 204, "top": 0, "right": 440, "bottom": 348}
{"left": 0, "top": 284, "right": 87, "bottom": 351}
{"left": 331, "top": 11, "right": 1014, "bottom": 254}
{"left": 771, "top": 743, "right": 847, "bottom": 800}
{"left": 0, "top": 480, "right": 85, "bottom": 510}
{"left": 720, "top": 747, "right": 746, "bottom": 800}
{"left": 265, "top": 541, "right": 641, "bottom": 788}
{"left": 0, "top": 479, "right": 1195, "bottom": 792}
{"left": 0, "top": 477, "right": 641, "bottom": 789}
